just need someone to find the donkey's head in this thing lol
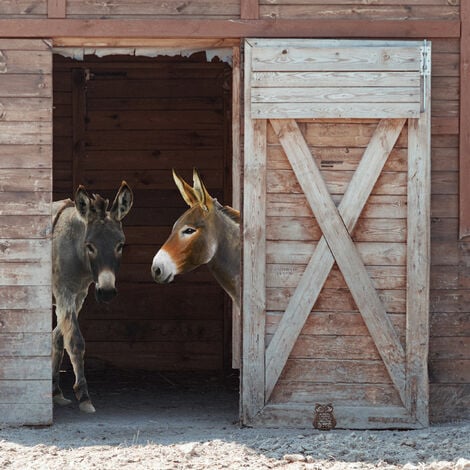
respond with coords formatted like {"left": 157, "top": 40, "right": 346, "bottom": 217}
{"left": 75, "top": 181, "right": 133, "bottom": 303}
{"left": 151, "top": 170, "right": 220, "bottom": 284}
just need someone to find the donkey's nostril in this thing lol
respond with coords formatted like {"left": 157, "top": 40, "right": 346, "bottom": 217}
{"left": 155, "top": 267, "right": 161, "bottom": 277}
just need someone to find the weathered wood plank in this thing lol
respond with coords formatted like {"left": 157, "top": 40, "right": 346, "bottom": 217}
{"left": 253, "top": 87, "right": 420, "bottom": 103}
{"left": 267, "top": 288, "right": 406, "bottom": 314}
{"left": 251, "top": 46, "right": 421, "bottom": 72}
{"left": 406, "top": 61, "right": 431, "bottom": 425}
{"left": 0, "top": 192, "right": 51, "bottom": 215}
{"left": 0, "top": 357, "right": 50, "bottom": 380}
{"left": 268, "top": 121, "right": 408, "bottom": 147}
{"left": 0, "top": 239, "right": 51, "bottom": 262}
{"left": 430, "top": 384, "right": 470, "bottom": 423}
{"left": 266, "top": 311, "right": 405, "bottom": 338}
{"left": 259, "top": 4, "right": 458, "bottom": 22}
{"left": 267, "top": 264, "right": 406, "bottom": 289}
{"left": 0, "top": 262, "right": 52, "bottom": 285}
{"left": 242, "top": 39, "right": 266, "bottom": 423}
{"left": 0, "top": 39, "right": 50, "bottom": 50}
{"left": 0, "top": 215, "right": 51, "bottom": 239}
{"left": 0, "top": 169, "right": 52, "bottom": 191}
{"left": 0, "top": 75, "right": 52, "bottom": 98}
{"left": 53, "top": 38, "right": 239, "bottom": 48}
{"left": 270, "top": 382, "right": 402, "bottom": 407}
{"left": 268, "top": 169, "right": 408, "bottom": 196}
{"left": 268, "top": 146, "right": 408, "bottom": 172}
{"left": 266, "top": 216, "right": 407, "bottom": 242}
{"left": 0, "top": 286, "right": 51, "bottom": 309}
{"left": 0, "top": 50, "right": 51, "bottom": 74}
{"left": 0, "top": 122, "right": 52, "bottom": 144}
{"left": 429, "top": 360, "right": 470, "bottom": 384}
{"left": 0, "top": 379, "right": 50, "bottom": 404}
{"left": 0, "top": 98, "right": 52, "bottom": 122}
{"left": 252, "top": 102, "right": 420, "bottom": 119}
{"left": 0, "top": 403, "right": 52, "bottom": 426}
{"left": 0, "top": 333, "right": 51, "bottom": 356}
{"left": 252, "top": 71, "right": 420, "bottom": 88}
{"left": 0, "top": 310, "right": 51, "bottom": 333}
{"left": 66, "top": 0, "right": 240, "bottom": 17}
{"left": 281, "top": 359, "right": 392, "bottom": 384}
{"left": 266, "top": 241, "right": 406, "bottom": 266}
{"left": 0, "top": 19, "right": 460, "bottom": 39}
{"left": 268, "top": 193, "right": 408, "bottom": 219}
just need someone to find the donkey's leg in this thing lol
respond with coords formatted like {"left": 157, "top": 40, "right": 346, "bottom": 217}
{"left": 52, "top": 324, "right": 72, "bottom": 406}
{"left": 62, "top": 311, "right": 96, "bottom": 413}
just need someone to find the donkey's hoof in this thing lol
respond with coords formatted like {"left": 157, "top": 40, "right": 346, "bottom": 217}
{"left": 79, "top": 400, "right": 96, "bottom": 413}
{"left": 53, "top": 393, "right": 72, "bottom": 406}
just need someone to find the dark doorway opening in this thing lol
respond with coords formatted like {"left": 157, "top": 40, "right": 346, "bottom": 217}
{"left": 52, "top": 50, "right": 237, "bottom": 413}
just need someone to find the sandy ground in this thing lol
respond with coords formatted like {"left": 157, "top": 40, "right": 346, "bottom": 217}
{"left": 0, "top": 370, "right": 468, "bottom": 470}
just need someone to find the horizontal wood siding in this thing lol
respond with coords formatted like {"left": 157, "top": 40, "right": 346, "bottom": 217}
{"left": 65, "top": 0, "right": 239, "bottom": 19}
{"left": 0, "top": 39, "right": 52, "bottom": 426}
{"left": 53, "top": 53, "right": 232, "bottom": 372}
{"left": 259, "top": 1, "right": 459, "bottom": 21}
{"left": 429, "top": 36, "right": 470, "bottom": 423}
{"left": 249, "top": 42, "right": 423, "bottom": 119}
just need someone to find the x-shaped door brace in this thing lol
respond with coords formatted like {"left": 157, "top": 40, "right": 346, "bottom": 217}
{"left": 266, "top": 118, "right": 407, "bottom": 406}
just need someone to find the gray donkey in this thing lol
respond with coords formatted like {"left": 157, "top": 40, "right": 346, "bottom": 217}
{"left": 52, "top": 182, "right": 133, "bottom": 413}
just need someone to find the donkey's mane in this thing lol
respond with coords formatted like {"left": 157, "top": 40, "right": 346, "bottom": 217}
{"left": 91, "top": 194, "right": 109, "bottom": 218}
{"left": 218, "top": 202, "right": 240, "bottom": 225}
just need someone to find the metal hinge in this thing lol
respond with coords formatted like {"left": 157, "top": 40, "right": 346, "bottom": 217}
{"left": 420, "top": 40, "right": 431, "bottom": 77}
{"left": 420, "top": 40, "right": 431, "bottom": 113}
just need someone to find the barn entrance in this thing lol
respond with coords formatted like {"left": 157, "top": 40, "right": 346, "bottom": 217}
{"left": 52, "top": 48, "right": 238, "bottom": 415}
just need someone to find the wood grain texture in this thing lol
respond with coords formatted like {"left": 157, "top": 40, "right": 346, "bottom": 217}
{"left": 267, "top": 120, "right": 404, "bottom": 404}
{"left": 0, "top": 39, "right": 53, "bottom": 426}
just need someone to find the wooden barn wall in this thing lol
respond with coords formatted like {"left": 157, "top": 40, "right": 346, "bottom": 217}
{"left": 1, "top": 0, "right": 459, "bottom": 21}
{"left": 53, "top": 53, "right": 233, "bottom": 372}
{"left": 427, "top": 38, "right": 469, "bottom": 423}
{"left": 0, "top": 0, "right": 466, "bottom": 426}
{"left": 0, "top": 0, "right": 240, "bottom": 19}
{"left": 0, "top": 39, "right": 52, "bottom": 425}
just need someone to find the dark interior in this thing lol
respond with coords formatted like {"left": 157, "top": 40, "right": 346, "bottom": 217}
{"left": 52, "top": 51, "right": 236, "bottom": 395}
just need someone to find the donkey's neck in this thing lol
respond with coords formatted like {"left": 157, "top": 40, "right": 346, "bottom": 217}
{"left": 207, "top": 206, "right": 241, "bottom": 307}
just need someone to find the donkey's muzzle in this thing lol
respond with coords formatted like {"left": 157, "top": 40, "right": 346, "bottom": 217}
{"left": 95, "top": 286, "right": 117, "bottom": 303}
{"left": 151, "top": 249, "right": 176, "bottom": 284}
{"left": 95, "top": 270, "right": 117, "bottom": 303}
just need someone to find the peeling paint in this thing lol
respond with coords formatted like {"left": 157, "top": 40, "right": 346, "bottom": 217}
{"left": 53, "top": 47, "right": 232, "bottom": 65}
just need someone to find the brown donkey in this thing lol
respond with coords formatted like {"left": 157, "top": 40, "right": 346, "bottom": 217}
{"left": 151, "top": 169, "right": 240, "bottom": 307}
{"left": 52, "top": 182, "right": 133, "bottom": 413}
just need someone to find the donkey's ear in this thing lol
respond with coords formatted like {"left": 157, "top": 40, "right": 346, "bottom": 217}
{"left": 192, "top": 169, "right": 213, "bottom": 211}
{"left": 74, "top": 185, "right": 92, "bottom": 221}
{"left": 172, "top": 169, "right": 199, "bottom": 207}
{"left": 110, "top": 181, "right": 133, "bottom": 221}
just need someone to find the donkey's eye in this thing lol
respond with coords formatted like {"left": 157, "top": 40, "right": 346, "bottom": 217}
{"left": 86, "top": 243, "right": 96, "bottom": 254}
{"left": 116, "top": 243, "right": 124, "bottom": 253}
{"left": 182, "top": 227, "right": 196, "bottom": 235}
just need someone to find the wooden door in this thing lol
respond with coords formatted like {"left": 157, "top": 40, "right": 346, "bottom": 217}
{"left": 242, "top": 40, "right": 431, "bottom": 429}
